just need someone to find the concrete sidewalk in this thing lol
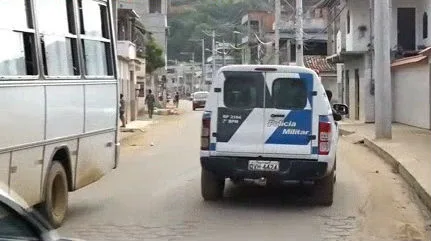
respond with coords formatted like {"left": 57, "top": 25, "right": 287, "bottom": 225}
{"left": 339, "top": 122, "right": 431, "bottom": 211}
{"left": 119, "top": 100, "right": 189, "bottom": 142}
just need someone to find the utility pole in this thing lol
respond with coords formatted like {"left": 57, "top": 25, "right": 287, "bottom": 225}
{"left": 296, "top": 0, "right": 304, "bottom": 66}
{"left": 212, "top": 30, "right": 217, "bottom": 82}
{"left": 274, "top": 0, "right": 280, "bottom": 65}
{"left": 201, "top": 38, "right": 205, "bottom": 91}
{"left": 222, "top": 39, "right": 226, "bottom": 66}
{"left": 191, "top": 52, "right": 195, "bottom": 93}
{"left": 374, "top": 0, "right": 392, "bottom": 138}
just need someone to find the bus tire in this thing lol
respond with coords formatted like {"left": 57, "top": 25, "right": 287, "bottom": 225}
{"left": 201, "top": 168, "right": 224, "bottom": 201}
{"left": 41, "top": 161, "right": 69, "bottom": 228}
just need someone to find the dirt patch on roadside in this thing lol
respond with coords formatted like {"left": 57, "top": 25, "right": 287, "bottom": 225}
{"left": 339, "top": 138, "right": 431, "bottom": 241}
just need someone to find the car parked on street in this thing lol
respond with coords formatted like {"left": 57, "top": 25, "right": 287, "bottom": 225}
{"left": 0, "top": 186, "right": 82, "bottom": 241}
{"left": 199, "top": 65, "right": 348, "bottom": 205}
{"left": 192, "top": 91, "right": 209, "bottom": 110}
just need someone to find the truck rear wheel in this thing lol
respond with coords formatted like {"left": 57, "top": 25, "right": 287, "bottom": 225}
{"left": 314, "top": 170, "right": 334, "bottom": 206}
{"left": 41, "top": 161, "right": 68, "bottom": 228}
{"left": 201, "top": 168, "right": 224, "bottom": 201}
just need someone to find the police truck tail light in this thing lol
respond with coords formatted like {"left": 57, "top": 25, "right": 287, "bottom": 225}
{"left": 201, "top": 112, "right": 211, "bottom": 150}
{"left": 318, "top": 116, "right": 331, "bottom": 155}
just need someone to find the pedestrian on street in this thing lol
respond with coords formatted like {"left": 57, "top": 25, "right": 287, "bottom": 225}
{"left": 145, "top": 89, "right": 156, "bottom": 119}
{"left": 119, "top": 94, "right": 126, "bottom": 127}
{"left": 174, "top": 92, "right": 180, "bottom": 108}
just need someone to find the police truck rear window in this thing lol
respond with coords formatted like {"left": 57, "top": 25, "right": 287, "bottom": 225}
{"left": 223, "top": 71, "right": 264, "bottom": 109}
{"left": 272, "top": 78, "right": 307, "bottom": 109}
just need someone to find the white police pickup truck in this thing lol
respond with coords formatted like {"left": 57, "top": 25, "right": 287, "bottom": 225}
{"left": 199, "top": 65, "right": 348, "bottom": 206}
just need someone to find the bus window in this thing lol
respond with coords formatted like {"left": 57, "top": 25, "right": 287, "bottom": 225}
{"left": 38, "top": 0, "right": 80, "bottom": 76}
{"left": 79, "top": 0, "right": 114, "bottom": 77}
{"left": 0, "top": 0, "right": 37, "bottom": 77}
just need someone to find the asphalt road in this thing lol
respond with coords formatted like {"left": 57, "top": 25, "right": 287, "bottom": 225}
{"left": 59, "top": 102, "right": 431, "bottom": 241}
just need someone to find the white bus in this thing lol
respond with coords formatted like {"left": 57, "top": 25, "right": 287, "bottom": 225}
{"left": 0, "top": 0, "right": 119, "bottom": 227}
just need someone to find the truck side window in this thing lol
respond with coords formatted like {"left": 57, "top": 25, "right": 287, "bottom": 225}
{"left": 223, "top": 71, "right": 265, "bottom": 109}
{"left": 272, "top": 78, "right": 307, "bottom": 110}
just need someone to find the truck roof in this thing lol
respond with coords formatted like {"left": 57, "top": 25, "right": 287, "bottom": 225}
{"left": 217, "top": 65, "right": 318, "bottom": 75}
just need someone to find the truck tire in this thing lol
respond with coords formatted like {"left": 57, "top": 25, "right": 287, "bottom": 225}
{"left": 41, "top": 161, "right": 68, "bottom": 228}
{"left": 201, "top": 168, "right": 224, "bottom": 201}
{"left": 314, "top": 170, "right": 334, "bottom": 206}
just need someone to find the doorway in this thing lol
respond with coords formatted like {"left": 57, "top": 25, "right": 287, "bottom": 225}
{"left": 397, "top": 8, "right": 416, "bottom": 51}
{"left": 354, "top": 69, "right": 360, "bottom": 120}
{"left": 345, "top": 70, "right": 350, "bottom": 118}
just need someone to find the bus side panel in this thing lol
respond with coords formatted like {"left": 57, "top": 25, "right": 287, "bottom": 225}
{"left": 0, "top": 153, "right": 10, "bottom": 192}
{"left": 0, "top": 86, "right": 45, "bottom": 149}
{"left": 46, "top": 86, "right": 84, "bottom": 139}
{"left": 75, "top": 132, "right": 116, "bottom": 189}
{"left": 84, "top": 84, "right": 117, "bottom": 132}
{"left": 75, "top": 83, "right": 117, "bottom": 189}
{"left": 10, "top": 147, "right": 43, "bottom": 207}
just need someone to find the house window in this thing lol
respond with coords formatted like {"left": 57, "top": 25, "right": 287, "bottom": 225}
{"left": 423, "top": 12, "right": 428, "bottom": 39}
{"left": 250, "top": 20, "right": 259, "bottom": 33}
{"left": 38, "top": 0, "right": 80, "bottom": 76}
{"left": 79, "top": 0, "right": 113, "bottom": 76}
{"left": 0, "top": 0, "right": 38, "bottom": 76}
{"left": 347, "top": 11, "right": 351, "bottom": 34}
{"left": 149, "top": 0, "right": 162, "bottom": 14}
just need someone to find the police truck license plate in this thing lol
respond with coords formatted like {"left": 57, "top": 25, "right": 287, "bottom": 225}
{"left": 248, "top": 160, "right": 280, "bottom": 171}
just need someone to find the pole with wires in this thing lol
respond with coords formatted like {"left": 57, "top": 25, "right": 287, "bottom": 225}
{"left": 274, "top": 0, "right": 280, "bottom": 65}
{"left": 222, "top": 39, "right": 226, "bottom": 66}
{"left": 212, "top": 30, "right": 217, "bottom": 82}
{"left": 296, "top": 0, "right": 304, "bottom": 66}
{"left": 374, "top": 0, "right": 392, "bottom": 138}
{"left": 201, "top": 38, "right": 205, "bottom": 91}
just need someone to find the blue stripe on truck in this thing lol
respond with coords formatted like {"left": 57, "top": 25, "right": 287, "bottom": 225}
{"left": 299, "top": 73, "right": 314, "bottom": 108}
{"left": 265, "top": 110, "right": 312, "bottom": 145}
{"left": 209, "top": 143, "right": 216, "bottom": 151}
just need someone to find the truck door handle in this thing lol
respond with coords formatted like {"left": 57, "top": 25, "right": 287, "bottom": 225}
{"left": 270, "top": 114, "right": 285, "bottom": 118}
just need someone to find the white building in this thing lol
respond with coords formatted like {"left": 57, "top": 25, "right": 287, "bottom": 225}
{"left": 119, "top": 0, "right": 168, "bottom": 68}
{"left": 325, "top": 0, "right": 431, "bottom": 129}
{"left": 166, "top": 63, "right": 203, "bottom": 94}
{"left": 117, "top": 8, "right": 146, "bottom": 123}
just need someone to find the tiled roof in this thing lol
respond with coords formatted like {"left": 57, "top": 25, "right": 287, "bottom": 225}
{"left": 391, "top": 47, "right": 431, "bottom": 68}
{"left": 304, "top": 55, "right": 336, "bottom": 73}
{"left": 391, "top": 55, "right": 427, "bottom": 68}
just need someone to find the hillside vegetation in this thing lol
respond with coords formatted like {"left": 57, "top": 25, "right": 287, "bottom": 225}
{"left": 167, "top": 0, "right": 272, "bottom": 62}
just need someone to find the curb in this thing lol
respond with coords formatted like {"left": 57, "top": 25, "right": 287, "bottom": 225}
{"left": 363, "top": 138, "right": 431, "bottom": 212}
{"left": 340, "top": 127, "right": 431, "bottom": 212}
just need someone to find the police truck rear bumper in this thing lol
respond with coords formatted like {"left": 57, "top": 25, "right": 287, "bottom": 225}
{"left": 200, "top": 156, "right": 328, "bottom": 181}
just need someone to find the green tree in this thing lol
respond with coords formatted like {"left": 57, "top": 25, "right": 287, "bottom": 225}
{"left": 145, "top": 36, "right": 165, "bottom": 74}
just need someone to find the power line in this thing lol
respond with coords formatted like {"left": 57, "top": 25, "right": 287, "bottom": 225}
{"left": 304, "top": 3, "right": 347, "bottom": 40}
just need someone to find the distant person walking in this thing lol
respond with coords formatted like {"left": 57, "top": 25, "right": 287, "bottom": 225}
{"left": 174, "top": 92, "right": 180, "bottom": 108}
{"left": 145, "top": 89, "right": 156, "bottom": 119}
{"left": 119, "top": 94, "right": 126, "bottom": 127}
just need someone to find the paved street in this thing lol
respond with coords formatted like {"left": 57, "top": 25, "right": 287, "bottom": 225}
{"left": 58, "top": 102, "right": 430, "bottom": 241}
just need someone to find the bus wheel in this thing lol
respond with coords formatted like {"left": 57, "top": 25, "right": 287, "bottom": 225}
{"left": 42, "top": 161, "right": 68, "bottom": 228}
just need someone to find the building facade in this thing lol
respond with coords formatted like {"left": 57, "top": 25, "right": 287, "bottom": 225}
{"left": 117, "top": 8, "right": 146, "bottom": 123}
{"left": 324, "top": 0, "right": 431, "bottom": 129}
{"left": 240, "top": 11, "right": 275, "bottom": 64}
{"left": 119, "top": 0, "right": 168, "bottom": 68}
